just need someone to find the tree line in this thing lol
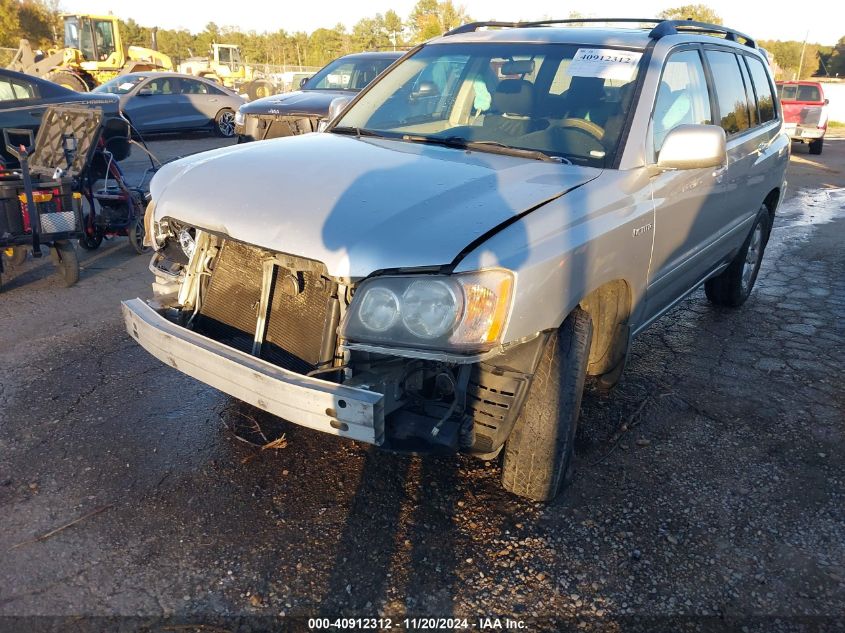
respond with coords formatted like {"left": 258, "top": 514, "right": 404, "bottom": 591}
{"left": 1, "top": 0, "right": 844, "bottom": 78}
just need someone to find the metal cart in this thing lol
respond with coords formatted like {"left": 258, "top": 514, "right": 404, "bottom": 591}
{"left": 0, "top": 106, "right": 105, "bottom": 291}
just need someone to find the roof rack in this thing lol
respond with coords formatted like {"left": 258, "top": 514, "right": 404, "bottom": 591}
{"left": 443, "top": 18, "right": 757, "bottom": 49}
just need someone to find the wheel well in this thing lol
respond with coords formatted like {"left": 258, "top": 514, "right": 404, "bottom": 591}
{"left": 763, "top": 188, "right": 780, "bottom": 224}
{"left": 578, "top": 279, "right": 632, "bottom": 376}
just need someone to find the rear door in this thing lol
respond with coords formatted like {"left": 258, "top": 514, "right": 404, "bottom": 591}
{"left": 700, "top": 48, "right": 769, "bottom": 258}
{"left": 179, "top": 78, "right": 225, "bottom": 128}
{"left": 123, "top": 77, "right": 182, "bottom": 132}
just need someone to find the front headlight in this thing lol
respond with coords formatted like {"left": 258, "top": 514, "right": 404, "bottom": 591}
{"left": 341, "top": 269, "right": 514, "bottom": 353}
{"left": 234, "top": 110, "right": 245, "bottom": 127}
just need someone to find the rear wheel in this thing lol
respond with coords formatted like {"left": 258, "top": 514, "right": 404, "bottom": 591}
{"left": 215, "top": 109, "right": 236, "bottom": 137}
{"left": 44, "top": 70, "right": 89, "bottom": 92}
{"left": 705, "top": 205, "right": 770, "bottom": 307}
{"left": 809, "top": 137, "right": 823, "bottom": 155}
{"left": 501, "top": 308, "right": 593, "bottom": 501}
{"left": 49, "top": 240, "right": 79, "bottom": 286}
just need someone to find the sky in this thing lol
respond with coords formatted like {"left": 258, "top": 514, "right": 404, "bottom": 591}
{"left": 61, "top": 0, "right": 845, "bottom": 45}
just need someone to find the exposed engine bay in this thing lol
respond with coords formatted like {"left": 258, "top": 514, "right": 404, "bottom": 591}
{"left": 147, "top": 226, "right": 547, "bottom": 457}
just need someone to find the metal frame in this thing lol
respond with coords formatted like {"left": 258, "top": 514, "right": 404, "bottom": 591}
{"left": 444, "top": 18, "right": 757, "bottom": 49}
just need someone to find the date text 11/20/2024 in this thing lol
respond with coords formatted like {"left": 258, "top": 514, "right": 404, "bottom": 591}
{"left": 307, "top": 617, "right": 527, "bottom": 629}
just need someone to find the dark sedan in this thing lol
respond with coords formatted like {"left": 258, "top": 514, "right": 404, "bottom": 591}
{"left": 0, "top": 68, "right": 119, "bottom": 167}
{"left": 235, "top": 51, "right": 402, "bottom": 142}
{"left": 93, "top": 72, "right": 246, "bottom": 137}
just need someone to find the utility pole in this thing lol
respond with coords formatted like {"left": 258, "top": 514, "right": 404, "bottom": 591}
{"left": 797, "top": 30, "right": 809, "bottom": 79}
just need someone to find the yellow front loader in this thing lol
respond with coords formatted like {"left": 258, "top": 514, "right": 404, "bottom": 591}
{"left": 6, "top": 14, "right": 173, "bottom": 91}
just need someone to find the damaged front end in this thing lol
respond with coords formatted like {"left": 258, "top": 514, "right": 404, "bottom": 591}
{"left": 236, "top": 111, "right": 320, "bottom": 142}
{"left": 126, "top": 220, "right": 547, "bottom": 457}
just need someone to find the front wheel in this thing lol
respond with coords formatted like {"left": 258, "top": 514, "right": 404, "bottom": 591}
{"left": 247, "top": 80, "right": 274, "bottom": 101}
{"left": 501, "top": 308, "right": 593, "bottom": 501}
{"left": 127, "top": 219, "right": 150, "bottom": 255}
{"left": 705, "top": 205, "right": 770, "bottom": 307}
{"left": 49, "top": 240, "right": 80, "bottom": 287}
{"left": 215, "top": 109, "right": 236, "bottom": 137}
{"left": 78, "top": 220, "right": 103, "bottom": 250}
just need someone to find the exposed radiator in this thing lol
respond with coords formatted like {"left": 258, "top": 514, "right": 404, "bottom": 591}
{"left": 194, "top": 239, "right": 337, "bottom": 374}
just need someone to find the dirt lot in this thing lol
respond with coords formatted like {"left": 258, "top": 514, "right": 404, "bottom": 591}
{"left": 0, "top": 133, "right": 843, "bottom": 632}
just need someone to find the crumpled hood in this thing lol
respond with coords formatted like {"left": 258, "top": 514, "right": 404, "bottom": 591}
{"left": 239, "top": 90, "right": 348, "bottom": 117}
{"left": 151, "top": 132, "right": 600, "bottom": 278}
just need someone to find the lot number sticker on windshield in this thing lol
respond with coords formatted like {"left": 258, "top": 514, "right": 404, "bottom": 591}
{"left": 567, "top": 49, "right": 642, "bottom": 81}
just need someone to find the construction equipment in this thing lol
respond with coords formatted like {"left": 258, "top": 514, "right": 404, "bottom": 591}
{"left": 6, "top": 14, "right": 173, "bottom": 92}
{"left": 178, "top": 44, "right": 274, "bottom": 100}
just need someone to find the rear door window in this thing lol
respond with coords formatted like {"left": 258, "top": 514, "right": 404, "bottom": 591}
{"left": 705, "top": 50, "right": 751, "bottom": 136}
{"left": 653, "top": 49, "right": 712, "bottom": 151}
{"left": 746, "top": 57, "right": 776, "bottom": 123}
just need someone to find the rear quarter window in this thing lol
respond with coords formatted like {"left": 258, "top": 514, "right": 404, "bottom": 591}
{"left": 746, "top": 57, "right": 777, "bottom": 123}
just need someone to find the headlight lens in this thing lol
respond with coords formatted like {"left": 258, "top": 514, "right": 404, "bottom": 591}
{"left": 341, "top": 269, "right": 514, "bottom": 353}
{"left": 357, "top": 287, "right": 400, "bottom": 332}
{"left": 178, "top": 228, "right": 196, "bottom": 259}
{"left": 234, "top": 110, "right": 245, "bottom": 127}
{"left": 401, "top": 279, "right": 459, "bottom": 339}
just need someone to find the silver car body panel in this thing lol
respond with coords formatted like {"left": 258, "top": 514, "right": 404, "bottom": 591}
{"left": 149, "top": 132, "right": 601, "bottom": 282}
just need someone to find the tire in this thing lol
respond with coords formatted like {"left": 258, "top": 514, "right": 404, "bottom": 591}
{"left": 127, "top": 219, "right": 150, "bottom": 255}
{"left": 79, "top": 213, "right": 103, "bottom": 251}
{"left": 809, "top": 138, "right": 823, "bottom": 155}
{"left": 501, "top": 307, "right": 593, "bottom": 501}
{"left": 49, "top": 240, "right": 80, "bottom": 287}
{"left": 215, "top": 109, "right": 236, "bottom": 137}
{"left": 247, "top": 80, "right": 273, "bottom": 101}
{"left": 44, "top": 70, "right": 89, "bottom": 92}
{"left": 705, "top": 205, "right": 770, "bottom": 307}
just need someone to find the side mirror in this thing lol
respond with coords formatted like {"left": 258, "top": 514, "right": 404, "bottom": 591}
{"left": 824, "top": 98, "right": 829, "bottom": 105}
{"left": 327, "top": 96, "right": 353, "bottom": 123}
{"left": 410, "top": 80, "right": 439, "bottom": 102}
{"left": 657, "top": 124, "right": 726, "bottom": 171}
{"left": 138, "top": 87, "right": 153, "bottom": 96}
{"left": 299, "top": 77, "right": 309, "bottom": 89}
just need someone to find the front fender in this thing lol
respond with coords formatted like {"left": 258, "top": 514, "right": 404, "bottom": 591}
{"left": 454, "top": 169, "right": 654, "bottom": 342}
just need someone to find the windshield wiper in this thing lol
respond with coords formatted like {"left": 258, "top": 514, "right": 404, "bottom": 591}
{"left": 401, "top": 134, "right": 572, "bottom": 164}
{"left": 331, "top": 126, "right": 384, "bottom": 138}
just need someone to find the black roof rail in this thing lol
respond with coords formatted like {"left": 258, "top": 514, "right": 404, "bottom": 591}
{"left": 648, "top": 19, "right": 756, "bottom": 48}
{"left": 442, "top": 17, "right": 757, "bottom": 49}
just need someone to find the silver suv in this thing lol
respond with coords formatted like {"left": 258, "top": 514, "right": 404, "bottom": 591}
{"left": 125, "top": 19, "right": 789, "bottom": 501}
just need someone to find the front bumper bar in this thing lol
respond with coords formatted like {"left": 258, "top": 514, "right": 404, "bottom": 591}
{"left": 122, "top": 298, "right": 384, "bottom": 444}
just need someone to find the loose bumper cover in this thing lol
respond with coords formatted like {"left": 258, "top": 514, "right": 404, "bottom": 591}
{"left": 121, "top": 298, "right": 384, "bottom": 445}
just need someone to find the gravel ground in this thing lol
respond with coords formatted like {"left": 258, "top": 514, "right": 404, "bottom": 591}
{"left": 0, "top": 134, "right": 842, "bottom": 633}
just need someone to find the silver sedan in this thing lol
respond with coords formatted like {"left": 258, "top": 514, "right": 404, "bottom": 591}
{"left": 93, "top": 72, "right": 246, "bottom": 137}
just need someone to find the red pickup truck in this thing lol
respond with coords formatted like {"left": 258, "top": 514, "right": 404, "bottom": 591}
{"left": 776, "top": 81, "right": 829, "bottom": 154}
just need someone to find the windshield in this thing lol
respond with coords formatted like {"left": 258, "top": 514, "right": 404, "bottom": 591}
{"left": 305, "top": 56, "right": 396, "bottom": 91}
{"left": 93, "top": 75, "right": 148, "bottom": 94}
{"left": 332, "top": 43, "right": 644, "bottom": 167}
